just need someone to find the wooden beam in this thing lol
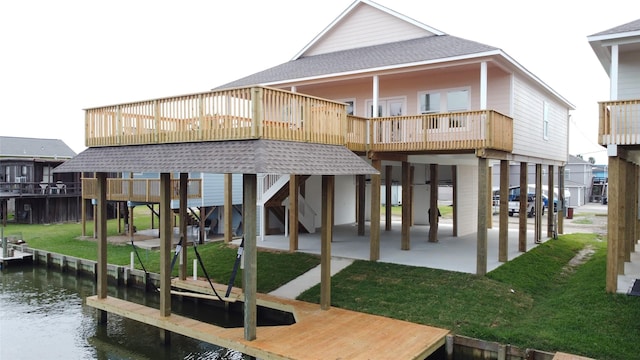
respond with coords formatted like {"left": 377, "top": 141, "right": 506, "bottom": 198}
{"left": 357, "top": 175, "right": 365, "bottom": 236}
{"left": 243, "top": 174, "right": 257, "bottom": 340}
{"left": 321, "top": 175, "right": 334, "bottom": 310}
{"left": 558, "top": 166, "right": 565, "bottom": 234}
{"left": 401, "top": 162, "right": 411, "bottom": 249}
{"left": 385, "top": 165, "right": 392, "bottom": 231}
{"left": 429, "top": 164, "right": 439, "bottom": 243}
{"left": 159, "top": 173, "right": 172, "bottom": 318}
{"left": 224, "top": 174, "right": 233, "bottom": 244}
{"left": 410, "top": 166, "right": 415, "bottom": 226}
{"left": 370, "top": 159, "right": 381, "bottom": 261}
{"left": 547, "top": 166, "right": 554, "bottom": 238}
{"left": 619, "top": 160, "right": 628, "bottom": 269}
{"left": 452, "top": 166, "right": 458, "bottom": 237}
{"left": 625, "top": 161, "right": 635, "bottom": 262}
{"left": 606, "top": 156, "right": 621, "bottom": 293}
{"left": 499, "top": 160, "right": 508, "bottom": 262}
{"left": 476, "top": 158, "right": 488, "bottom": 275}
{"left": 96, "top": 173, "right": 108, "bottom": 300}
{"left": 179, "top": 173, "right": 188, "bottom": 280}
{"left": 535, "top": 164, "right": 542, "bottom": 243}
{"left": 289, "top": 175, "right": 299, "bottom": 251}
{"left": 369, "top": 152, "right": 408, "bottom": 162}
{"left": 518, "top": 162, "right": 528, "bottom": 252}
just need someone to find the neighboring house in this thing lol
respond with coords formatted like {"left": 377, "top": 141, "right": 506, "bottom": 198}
{"left": 588, "top": 18, "right": 640, "bottom": 293}
{"left": 564, "top": 155, "right": 592, "bottom": 207}
{"left": 0, "top": 136, "right": 81, "bottom": 224}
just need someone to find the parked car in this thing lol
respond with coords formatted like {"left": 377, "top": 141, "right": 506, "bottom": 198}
{"left": 508, "top": 193, "right": 545, "bottom": 218}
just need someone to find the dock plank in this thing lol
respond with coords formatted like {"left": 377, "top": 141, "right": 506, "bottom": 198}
{"left": 87, "top": 291, "right": 449, "bottom": 360}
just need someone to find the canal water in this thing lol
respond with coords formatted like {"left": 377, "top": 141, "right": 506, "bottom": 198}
{"left": 0, "top": 265, "right": 243, "bottom": 359}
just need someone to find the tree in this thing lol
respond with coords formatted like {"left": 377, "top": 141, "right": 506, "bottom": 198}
{"left": 588, "top": 157, "right": 596, "bottom": 164}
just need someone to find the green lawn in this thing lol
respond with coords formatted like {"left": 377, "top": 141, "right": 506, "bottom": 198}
{"left": 297, "top": 233, "right": 640, "bottom": 360}
{"left": 3, "top": 219, "right": 637, "bottom": 359}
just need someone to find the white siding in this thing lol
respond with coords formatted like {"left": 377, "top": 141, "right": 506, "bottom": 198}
{"left": 305, "top": 4, "right": 432, "bottom": 56}
{"left": 512, "top": 75, "right": 568, "bottom": 162}
{"left": 305, "top": 175, "right": 356, "bottom": 227}
{"left": 456, "top": 164, "right": 478, "bottom": 236}
{"left": 618, "top": 49, "right": 640, "bottom": 99}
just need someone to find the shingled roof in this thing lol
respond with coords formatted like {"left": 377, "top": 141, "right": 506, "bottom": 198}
{"left": 589, "top": 18, "right": 640, "bottom": 37}
{"left": 0, "top": 136, "right": 76, "bottom": 159}
{"left": 216, "top": 35, "right": 498, "bottom": 89}
{"left": 54, "top": 139, "right": 378, "bottom": 175}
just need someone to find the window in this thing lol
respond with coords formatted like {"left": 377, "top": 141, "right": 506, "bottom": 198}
{"left": 419, "top": 93, "right": 440, "bottom": 114}
{"left": 343, "top": 100, "right": 355, "bottom": 116}
{"left": 419, "top": 88, "right": 469, "bottom": 128}
{"left": 543, "top": 101, "right": 550, "bottom": 140}
{"left": 564, "top": 169, "right": 571, "bottom": 180}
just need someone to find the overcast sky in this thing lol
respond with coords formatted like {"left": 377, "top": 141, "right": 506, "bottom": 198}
{"left": 2, "top": 0, "right": 638, "bottom": 164}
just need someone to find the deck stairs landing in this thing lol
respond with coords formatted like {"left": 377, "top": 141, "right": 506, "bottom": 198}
{"left": 257, "top": 174, "right": 316, "bottom": 241}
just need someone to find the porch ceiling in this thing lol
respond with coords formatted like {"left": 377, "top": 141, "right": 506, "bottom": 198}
{"left": 53, "top": 139, "right": 379, "bottom": 176}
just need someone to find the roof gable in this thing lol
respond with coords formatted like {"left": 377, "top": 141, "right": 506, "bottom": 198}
{"left": 295, "top": 0, "right": 443, "bottom": 59}
{"left": 0, "top": 136, "right": 76, "bottom": 159}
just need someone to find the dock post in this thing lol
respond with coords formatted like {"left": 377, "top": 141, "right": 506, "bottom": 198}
{"left": 2, "top": 228, "right": 6, "bottom": 258}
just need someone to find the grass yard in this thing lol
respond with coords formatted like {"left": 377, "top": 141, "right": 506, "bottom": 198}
{"left": 298, "top": 233, "right": 640, "bottom": 360}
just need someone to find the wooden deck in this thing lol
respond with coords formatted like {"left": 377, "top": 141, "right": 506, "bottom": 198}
{"left": 552, "top": 352, "right": 594, "bottom": 360}
{"left": 87, "top": 279, "right": 449, "bottom": 360}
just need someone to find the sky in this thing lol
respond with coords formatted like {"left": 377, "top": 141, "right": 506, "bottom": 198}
{"left": 2, "top": 0, "right": 638, "bottom": 165}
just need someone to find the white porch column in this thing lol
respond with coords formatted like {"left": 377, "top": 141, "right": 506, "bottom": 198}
{"left": 610, "top": 45, "right": 618, "bottom": 100}
{"left": 480, "top": 61, "right": 487, "bottom": 110}
{"left": 372, "top": 75, "right": 379, "bottom": 117}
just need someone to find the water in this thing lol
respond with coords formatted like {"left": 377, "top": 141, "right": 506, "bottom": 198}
{"left": 0, "top": 265, "right": 244, "bottom": 359}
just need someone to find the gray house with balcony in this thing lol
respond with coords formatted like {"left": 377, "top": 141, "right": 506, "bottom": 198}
{"left": 0, "top": 136, "right": 81, "bottom": 224}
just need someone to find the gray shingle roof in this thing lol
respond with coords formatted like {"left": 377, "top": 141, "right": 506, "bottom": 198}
{"left": 0, "top": 136, "right": 76, "bottom": 159}
{"left": 590, "top": 18, "right": 640, "bottom": 37}
{"left": 215, "top": 35, "right": 497, "bottom": 89}
{"left": 53, "top": 139, "right": 378, "bottom": 175}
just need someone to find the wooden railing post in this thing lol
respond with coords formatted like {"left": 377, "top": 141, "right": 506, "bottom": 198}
{"left": 154, "top": 100, "right": 160, "bottom": 143}
{"left": 252, "top": 87, "right": 264, "bottom": 139}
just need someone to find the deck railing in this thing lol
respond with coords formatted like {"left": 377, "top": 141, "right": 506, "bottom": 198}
{"left": 82, "top": 178, "right": 202, "bottom": 202}
{"left": 0, "top": 182, "right": 81, "bottom": 196}
{"left": 85, "top": 86, "right": 347, "bottom": 147}
{"left": 85, "top": 86, "right": 513, "bottom": 153}
{"left": 599, "top": 99, "right": 640, "bottom": 145}
{"left": 369, "top": 110, "right": 512, "bottom": 152}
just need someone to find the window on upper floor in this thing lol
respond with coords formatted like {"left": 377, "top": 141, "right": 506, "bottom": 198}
{"left": 419, "top": 89, "right": 470, "bottom": 128}
{"left": 338, "top": 99, "right": 355, "bottom": 116}
{"left": 543, "top": 101, "right": 550, "bottom": 140}
{"left": 564, "top": 169, "right": 571, "bottom": 180}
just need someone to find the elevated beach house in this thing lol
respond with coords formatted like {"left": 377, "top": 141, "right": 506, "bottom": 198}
{"left": 216, "top": 0, "right": 574, "bottom": 272}
{"left": 588, "top": 18, "right": 640, "bottom": 293}
{"left": 54, "top": 0, "right": 573, "bottom": 353}
{"left": 0, "top": 136, "right": 81, "bottom": 224}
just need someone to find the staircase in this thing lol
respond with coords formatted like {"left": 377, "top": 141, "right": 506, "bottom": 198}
{"left": 589, "top": 176, "right": 608, "bottom": 203}
{"left": 258, "top": 174, "right": 316, "bottom": 239}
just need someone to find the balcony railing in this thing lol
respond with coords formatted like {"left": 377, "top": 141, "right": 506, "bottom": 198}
{"left": 82, "top": 178, "right": 202, "bottom": 202}
{"left": 85, "top": 86, "right": 513, "bottom": 153}
{"left": 0, "top": 182, "right": 80, "bottom": 196}
{"left": 369, "top": 110, "right": 512, "bottom": 152}
{"left": 599, "top": 99, "right": 640, "bottom": 145}
{"left": 85, "top": 86, "right": 346, "bottom": 147}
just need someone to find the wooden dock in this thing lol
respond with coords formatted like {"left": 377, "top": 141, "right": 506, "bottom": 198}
{"left": 87, "top": 278, "right": 449, "bottom": 360}
{"left": 0, "top": 247, "right": 33, "bottom": 269}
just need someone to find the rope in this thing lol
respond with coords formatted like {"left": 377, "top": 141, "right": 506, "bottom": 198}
{"left": 130, "top": 235, "right": 157, "bottom": 293}
{"left": 191, "top": 237, "right": 224, "bottom": 301}
{"left": 225, "top": 237, "right": 244, "bottom": 298}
